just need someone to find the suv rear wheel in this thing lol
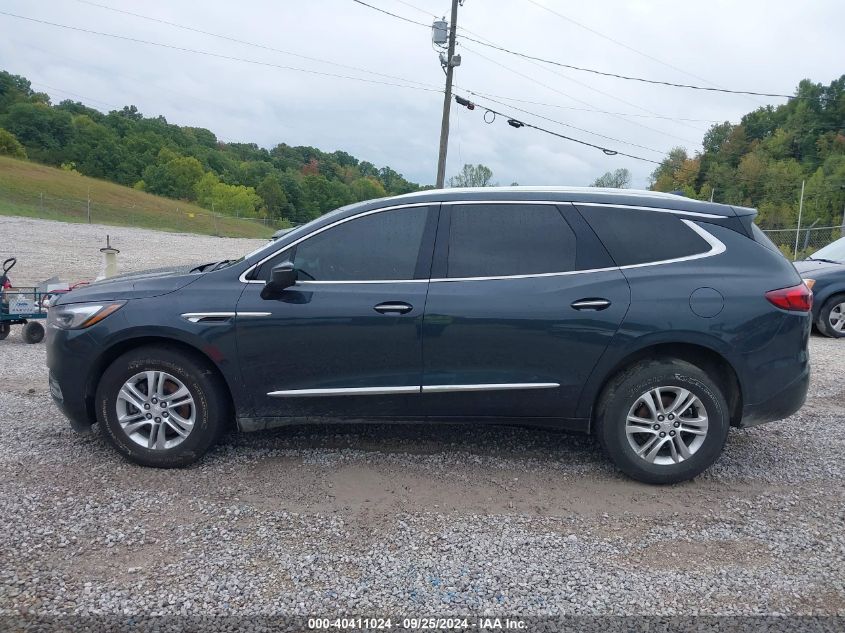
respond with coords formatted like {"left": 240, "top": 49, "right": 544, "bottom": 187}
{"left": 816, "top": 294, "right": 845, "bottom": 338}
{"left": 95, "top": 346, "right": 228, "bottom": 468}
{"left": 595, "top": 358, "right": 730, "bottom": 484}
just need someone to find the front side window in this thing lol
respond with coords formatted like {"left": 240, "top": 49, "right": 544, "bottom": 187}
{"left": 579, "top": 206, "right": 710, "bottom": 266}
{"left": 263, "top": 206, "right": 429, "bottom": 282}
{"left": 446, "top": 204, "right": 577, "bottom": 278}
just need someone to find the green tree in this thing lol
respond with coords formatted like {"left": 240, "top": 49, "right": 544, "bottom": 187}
{"left": 448, "top": 163, "right": 495, "bottom": 187}
{"left": 256, "top": 173, "right": 290, "bottom": 219}
{"left": 1, "top": 102, "right": 73, "bottom": 163}
{"left": 0, "top": 127, "right": 26, "bottom": 158}
{"left": 591, "top": 168, "right": 631, "bottom": 188}
{"left": 350, "top": 176, "right": 387, "bottom": 201}
{"left": 194, "top": 172, "right": 262, "bottom": 217}
{"left": 142, "top": 151, "right": 204, "bottom": 200}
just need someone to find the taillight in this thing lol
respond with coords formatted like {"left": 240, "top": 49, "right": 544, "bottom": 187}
{"left": 765, "top": 284, "right": 813, "bottom": 312}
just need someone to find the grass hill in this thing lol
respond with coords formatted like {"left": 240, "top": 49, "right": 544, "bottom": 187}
{"left": 0, "top": 156, "right": 273, "bottom": 238}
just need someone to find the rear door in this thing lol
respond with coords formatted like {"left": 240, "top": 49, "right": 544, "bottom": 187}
{"left": 421, "top": 201, "right": 630, "bottom": 420}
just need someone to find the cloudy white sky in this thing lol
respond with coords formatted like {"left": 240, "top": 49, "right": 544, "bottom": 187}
{"left": 1, "top": 0, "right": 842, "bottom": 188}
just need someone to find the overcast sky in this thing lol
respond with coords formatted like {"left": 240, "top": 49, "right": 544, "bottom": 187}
{"left": 1, "top": 0, "right": 842, "bottom": 188}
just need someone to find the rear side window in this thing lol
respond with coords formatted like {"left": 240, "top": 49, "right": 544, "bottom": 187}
{"left": 446, "top": 204, "right": 576, "bottom": 278}
{"left": 578, "top": 206, "right": 710, "bottom": 266}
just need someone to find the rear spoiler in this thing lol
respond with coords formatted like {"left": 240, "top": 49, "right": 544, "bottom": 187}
{"left": 731, "top": 205, "right": 758, "bottom": 239}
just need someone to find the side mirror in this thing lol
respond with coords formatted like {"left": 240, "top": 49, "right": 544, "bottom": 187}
{"left": 265, "top": 261, "right": 297, "bottom": 293}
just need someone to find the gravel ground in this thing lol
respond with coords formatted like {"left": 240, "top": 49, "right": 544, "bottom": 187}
{"left": 1, "top": 218, "right": 844, "bottom": 626}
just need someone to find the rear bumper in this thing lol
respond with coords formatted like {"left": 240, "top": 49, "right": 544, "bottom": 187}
{"left": 737, "top": 363, "right": 809, "bottom": 428}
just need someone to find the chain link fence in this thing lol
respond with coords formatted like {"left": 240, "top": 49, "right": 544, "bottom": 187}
{"left": 761, "top": 224, "right": 845, "bottom": 260}
{"left": 0, "top": 188, "right": 284, "bottom": 239}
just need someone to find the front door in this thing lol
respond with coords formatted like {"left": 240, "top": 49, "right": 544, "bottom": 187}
{"left": 421, "top": 202, "right": 630, "bottom": 420}
{"left": 236, "top": 204, "right": 438, "bottom": 420}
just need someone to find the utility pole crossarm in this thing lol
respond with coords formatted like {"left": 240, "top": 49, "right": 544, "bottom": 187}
{"left": 435, "top": 0, "right": 460, "bottom": 189}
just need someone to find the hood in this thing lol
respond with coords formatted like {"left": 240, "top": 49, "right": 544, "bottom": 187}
{"left": 793, "top": 259, "right": 845, "bottom": 277}
{"left": 54, "top": 265, "right": 202, "bottom": 304}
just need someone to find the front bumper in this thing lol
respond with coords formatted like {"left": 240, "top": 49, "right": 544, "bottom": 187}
{"left": 737, "top": 363, "right": 810, "bottom": 428}
{"left": 46, "top": 326, "right": 99, "bottom": 433}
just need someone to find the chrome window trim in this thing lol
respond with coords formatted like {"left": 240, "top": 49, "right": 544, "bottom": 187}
{"left": 266, "top": 383, "right": 559, "bottom": 397}
{"left": 241, "top": 202, "right": 726, "bottom": 286}
{"left": 575, "top": 202, "right": 725, "bottom": 219}
{"left": 239, "top": 202, "right": 432, "bottom": 284}
{"left": 429, "top": 219, "right": 725, "bottom": 282}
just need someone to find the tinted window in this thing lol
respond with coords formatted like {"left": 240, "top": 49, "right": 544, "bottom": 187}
{"left": 579, "top": 206, "right": 710, "bottom": 266}
{"left": 446, "top": 204, "right": 576, "bottom": 278}
{"left": 288, "top": 206, "right": 428, "bottom": 281}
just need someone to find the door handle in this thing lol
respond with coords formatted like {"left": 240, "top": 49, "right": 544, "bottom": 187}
{"left": 571, "top": 298, "right": 611, "bottom": 311}
{"left": 373, "top": 302, "right": 413, "bottom": 315}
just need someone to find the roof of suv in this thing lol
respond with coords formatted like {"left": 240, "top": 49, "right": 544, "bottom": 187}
{"left": 382, "top": 186, "right": 752, "bottom": 218}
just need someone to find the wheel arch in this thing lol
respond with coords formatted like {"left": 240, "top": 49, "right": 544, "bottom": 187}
{"left": 583, "top": 341, "right": 743, "bottom": 430}
{"left": 83, "top": 335, "right": 236, "bottom": 430}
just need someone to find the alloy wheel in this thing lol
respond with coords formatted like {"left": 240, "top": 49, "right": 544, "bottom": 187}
{"left": 115, "top": 371, "right": 196, "bottom": 450}
{"left": 625, "top": 386, "right": 709, "bottom": 466}
{"left": 829, "top": 302, "right": 845, "bottom": 333}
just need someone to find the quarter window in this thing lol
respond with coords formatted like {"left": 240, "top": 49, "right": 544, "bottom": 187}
{"left": 266, "top": 206, "right": 429, "bottom": 282}
{"left": 578, "top": 206, "right": 710, "bottom": 266}
{"left": 446, "top": 204, "right": 577, "bottom": 278}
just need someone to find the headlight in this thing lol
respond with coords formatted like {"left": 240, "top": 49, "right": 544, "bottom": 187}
{"left": 47, "top": 301, "right": 125, "bottom": 330}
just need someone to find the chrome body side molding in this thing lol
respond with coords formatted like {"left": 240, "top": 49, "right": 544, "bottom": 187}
{"left": 267, "top": 383, "right": 560, "bottom": 397}
{"left": 181, "top": 311, "right": 271, "bottom": 323}
{"left": 420, "top": 383, "right": 559, "bottom": 393}
{"left": 268, "top": 386, "right": 420, "bottom": 397}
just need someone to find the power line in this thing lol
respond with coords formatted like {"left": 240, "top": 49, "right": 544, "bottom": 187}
{"left": 74, "top": 0, "right": 440, "bottom": 90}
{"left": 0, "top": 11, "right": 443, "bottom": 93}
{"left": 389, "top": 0, "right": 437, "bottom": 18}
{"left": 523, "top": 0, "right": 725, "bottom": 91}
{"left": 458, "top": 90, "right": 666, "bottom": 154}
{"left": 455, "top": 94, "right": 660, "bottom": 164}
{"left": 455, "top": 88, "right": 723, "bottom": 123}
{"left": 461, "top": 43, "right": 700, "bottom": 146}
{"left": 353, "top": 0, "right": 794, "bottom": 99}
{"left": 30, "top": 82, "right": 121, "bottom": 108}
{"left": 350, "top": 0, "right": 430, "bottom": 28}
{"left": 348, "top": 0, "right": 705, "bottom": 143}
{"left": 457, "top": 31, "right": 795, "bottom": 99}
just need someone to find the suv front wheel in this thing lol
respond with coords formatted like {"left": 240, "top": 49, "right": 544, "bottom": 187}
{"left": 595, "top": 358, "right": 730, "bottom": 484}
{"left": 95, "top": 346, "right": 228, "bottom": 468}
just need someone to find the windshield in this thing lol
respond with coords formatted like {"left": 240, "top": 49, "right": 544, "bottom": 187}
{"left": 238, "top": 201, "right": 369, "bottom": 263}
{"left": 809, "top": 236, "right": 845, "bottom": 263}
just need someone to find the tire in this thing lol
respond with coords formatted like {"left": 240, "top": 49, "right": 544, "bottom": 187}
{"left": 595, "top": 358, "right": 730, "bottom": 485}
{"left": 95, "top": 346, "right": 228, "bottom": 468}
{"left": 22, "top": 321, "right": 45, "bottom": 344}
{"left": 0, "top": 323, "right": 8, "bottom": 341}
{"left": 816, "top": 294, "right": 845, "bottom": 338}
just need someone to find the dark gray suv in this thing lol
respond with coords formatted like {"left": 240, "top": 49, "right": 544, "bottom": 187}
{"left": 46, "top": 187, "right": 811, "bottom": 484}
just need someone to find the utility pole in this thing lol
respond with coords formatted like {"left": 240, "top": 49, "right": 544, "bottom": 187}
{"left": 840, "top": 185, "right": 845, "bottom": 238}
{"left": 87, "top": 186, "right": 91, "bottom": 224}
{"left": 793, "top": 179, "right": 805, "bottom": 259}
{"left": 435, "top": 0, "right": 460, "bottom": 189}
